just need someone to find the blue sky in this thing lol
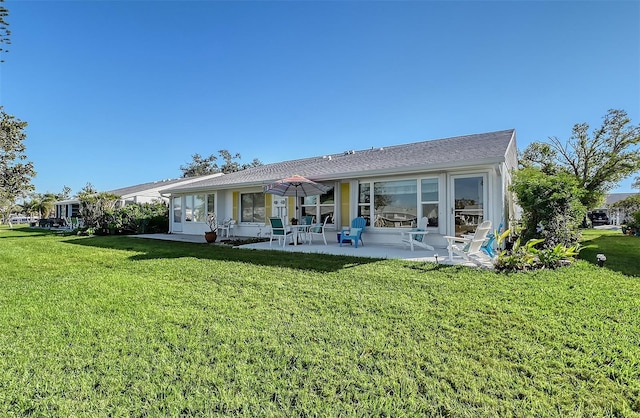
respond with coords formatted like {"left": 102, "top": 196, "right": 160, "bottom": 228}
{"left": 2, "top": 0, "right": 639, "bottom": 196}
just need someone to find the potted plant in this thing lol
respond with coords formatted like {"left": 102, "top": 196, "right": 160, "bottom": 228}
{"left": 290, "top": 217, "right": 298, "bottom": 225}
{"left": 205, "top": 212, "right": 218, "bottom": 243}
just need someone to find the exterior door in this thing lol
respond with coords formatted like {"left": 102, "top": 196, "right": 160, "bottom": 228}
{"left": 451, "top": 175, "right": 487, "bottom": 237}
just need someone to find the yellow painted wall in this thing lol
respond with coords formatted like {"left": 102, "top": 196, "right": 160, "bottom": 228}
{"left": 265, "top": 193, "right": 272, "bottom": 225}
{"left": 340, "top": 183, "right": 350, "bottom": 227}
{"left": 288, "top": 197, "right": 294, "bottom": 221}
{"left": 232, "top": 192, "right": 239, "bottom": 221}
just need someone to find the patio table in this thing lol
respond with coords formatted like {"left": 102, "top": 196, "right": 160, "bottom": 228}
{"left": 289, "top": 224, "right": 311, "bottom": 245}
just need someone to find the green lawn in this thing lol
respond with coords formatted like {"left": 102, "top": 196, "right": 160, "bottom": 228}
{"left": 579, "top": 228, "right": 640, "bottom": 277}
{"left": 0, "top": 226, "right": 638, "bottom": 416}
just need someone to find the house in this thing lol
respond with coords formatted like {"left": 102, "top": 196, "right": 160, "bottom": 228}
{"left": 161, "top": 130, "right": 518, "bottom": 248}
{"left": 54, "top": 175, "right": 223, "bottom": 220}
{"left": 602, "top": 193, "right": 639, "bottom": 225}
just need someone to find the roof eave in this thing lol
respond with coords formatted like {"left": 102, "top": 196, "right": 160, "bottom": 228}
{"left": 163, "top": 157, "right": 506, "bottom": 194}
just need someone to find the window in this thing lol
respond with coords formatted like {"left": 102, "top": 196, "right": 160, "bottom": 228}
{"left": 241, "top": 193, "right": 265, "bottom": 223}
{"left": 173, "top": 197, "right": 182, "bottom": 223}
{"left": 421, "top": 178, "right": 439, "bottom": 227}
{"left": 372, "top": 180, "right": 417, "bottom": 228}
{"left": 207, "top": 194, "right": 215, "bottom": 218}
{"left": 301, "top": 187, "right": 335, "bottom": 223}
{"left": 358, "top": 183, "right": 371, "bottom": 226}
{"left": 185, "top": 194, "right": 206, "bottom": 222}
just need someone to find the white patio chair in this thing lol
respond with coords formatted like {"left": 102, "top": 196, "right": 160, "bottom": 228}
{"left": 401, "top": 217, "right": 434, "bottom": 251}
{"left": 269, "top": 217, "right": 293, "bottom": 247}
{"left": 307, "top": 216, "right": 330, "bottom": 245}
{"left": 443, "top": 220, "right": 493, "bottom": 267}
{"left": 220, "top": 219, "right": 236, "bottom": 238}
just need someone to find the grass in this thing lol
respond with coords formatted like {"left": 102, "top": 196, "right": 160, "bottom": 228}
{"left": 579, "top": 228, "right": 640, "bottom": 277}
{"left": 0, "top": 225, "right": 639, "bottom": 416}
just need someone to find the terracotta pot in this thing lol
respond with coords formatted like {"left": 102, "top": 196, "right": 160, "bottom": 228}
{"left": 204, "top": 231, "right": 217, "bottom": 243}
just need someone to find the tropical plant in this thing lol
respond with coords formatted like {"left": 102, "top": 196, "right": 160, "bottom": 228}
{"left": 206, "top": 212, "right": 218, "bottom": 233}
{"left": 494, "top": 230, "right": 583, "bottom": 272}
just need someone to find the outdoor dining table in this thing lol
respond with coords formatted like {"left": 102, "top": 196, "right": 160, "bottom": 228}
{"left": 289, "top": 224, "right": 311, "bottom": 245}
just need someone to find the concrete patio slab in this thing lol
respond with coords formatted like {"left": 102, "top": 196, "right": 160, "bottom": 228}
{"left": 133, "top": 233, "right": 466, "bottom": 265}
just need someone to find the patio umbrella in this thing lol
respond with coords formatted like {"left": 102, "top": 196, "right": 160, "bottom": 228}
{"left": 264, "top": 175, "right": 332, "bottom": 211}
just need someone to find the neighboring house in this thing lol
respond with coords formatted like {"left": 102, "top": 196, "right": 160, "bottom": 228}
{"left": 603, "top": 193, "right": 638, "bottom": 225}
{"left": 54, "top": 175, "right": 223, "bottom": 220}
{"left": 162, "top": 129, "right": 518, "bottom": 248}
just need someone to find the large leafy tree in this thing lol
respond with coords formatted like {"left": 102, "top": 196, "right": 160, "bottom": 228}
{"left": 520, "top": 109, "right": 640, "bottom": 208}
{"left": 1, "top": 107, "right": 35, "bottom": 212}
{"left": 0, "top": 0, "right": 10, "bottom": 63}
{"left": 511, "top": 167, "right": 587, "bottom": 247}
{"left": 180, "top": 150, "right": 262, "bottom": 177}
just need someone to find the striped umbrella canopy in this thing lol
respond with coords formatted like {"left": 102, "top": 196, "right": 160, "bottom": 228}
{"left": 264, "top": 175, "right": 332, "bottom": 198}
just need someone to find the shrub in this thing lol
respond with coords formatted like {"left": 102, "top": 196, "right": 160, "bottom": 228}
{"left": 494, "top": 231, "right": 583, "bottom": 272}
{"left": 511, "top": 167, "right": 586, "bottom": 248}
{"left": 118, "top": 202, "right": 169, "bottom": 234}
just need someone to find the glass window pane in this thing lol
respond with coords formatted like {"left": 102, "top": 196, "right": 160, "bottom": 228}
{"left": 421, "top": 179, "right": 439, "bottom": 202}
{"left": 302, "top": 195, "right": 317, "bottom": 205}
{"left": 193, "top": 194, "right": 206, "bottom": 222}
{"left": 319, "top": 189, "right": 334, "bottom": 204}
{"left": 359, "top": 183, "right": 370, "bottom": 204}
{"left": 207, "top": 194, "right": 215, "bottom": 217}
{"left": 454, "top": 176, "right": 484, "bottom": 236}
{"left": 173, "top": 197, "right": 182, "bottom": 223}
{"left": 358, "top": 205, "right": 371, "bottom": 226}
{"left": 253, "top": 193, "right": 265, "bottom": 223}
{"left": 422, "top": 203, "right": 439, "bottom": 227}
{"left": 320, "top": 207, "right": 334, "bottom": 224}
{"left": 185, "top": 196, "right": 193, "bottom": 222}
{"left": 241, "top": 194, "right": 253, "bottom": 223}
{"left": 241, "top": 193, "right": 265, "bottom": 223}
{"left": 373, "top": 180, "right": 417, "bottom": 228}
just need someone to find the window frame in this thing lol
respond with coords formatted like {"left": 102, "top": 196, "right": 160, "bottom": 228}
{"left": 358, "top": 176, "right": 441, "bottom": 230}
{"left": 240, "top": 192, "right": 266, "bottom": 224}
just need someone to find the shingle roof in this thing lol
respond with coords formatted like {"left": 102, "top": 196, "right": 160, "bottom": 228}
{"left": 164, "top": 129, "right": 516, "bottom": 193}
{"left": 108, "top": 178, "right": 193, "bottom": 197}
{"left": 605, "top": 193, "right": 638, "bottom": 205}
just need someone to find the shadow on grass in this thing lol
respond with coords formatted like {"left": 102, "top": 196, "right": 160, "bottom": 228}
{"left": 0, "top": 226, "right": 66, "bottom": 238}
{"left": 63, "top": 235, "right": 383, "bottom": 273}
{"left": 579, "top": 234, "right": 640, "bottom": 277}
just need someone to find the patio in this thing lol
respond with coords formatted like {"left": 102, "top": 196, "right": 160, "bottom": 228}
{"left": 133, "top": 233, "right": 486, "bottom": 267}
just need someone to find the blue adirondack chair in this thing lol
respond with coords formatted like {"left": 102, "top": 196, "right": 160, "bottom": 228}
{"left": 339, "top": 217, "right": 367, "bottom": 248}
{"left": 481, "top": 222, "right": 503, "bottom": 258}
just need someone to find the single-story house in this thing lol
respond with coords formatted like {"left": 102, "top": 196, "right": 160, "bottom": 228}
{"left": 54, "top": 175, "right": 223, "bottom": 220}
{"left": 161, "top": 129, "right": 518, "bottom": 248}
{"left": 602, "top": 193, "right": 639, "bottom": 225}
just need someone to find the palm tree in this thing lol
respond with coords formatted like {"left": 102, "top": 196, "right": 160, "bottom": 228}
{"left": 29, "top": 193, "right": 57, "bottom": 220}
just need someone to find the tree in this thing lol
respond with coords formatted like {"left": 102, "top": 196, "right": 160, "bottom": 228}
{"left": 77, "top": 183, "right": 119, "bottom": 229}
{"left": 511, "top": 167, "right": 587, "bottom": 247}
{"left": 180, "top": 153, "right": 218, "bottom": 177}
{"left": 1, "top": 107, "right": 35, "bottom": 209}
{"left": 0, "top": 0, "right": 10, "bottom": 63}
{"left": 180, "top": 150, "right": 262, "bottom": 177}
{"left": 520, "top": 109, "right": 640, "bottom": 208}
